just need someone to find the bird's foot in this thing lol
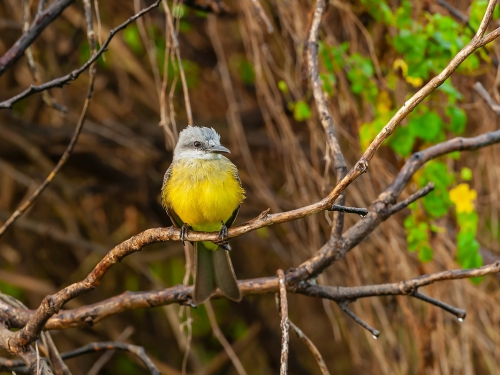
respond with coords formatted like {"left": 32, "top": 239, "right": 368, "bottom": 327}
{"left": 180, "top": 223, "right": 191, "bottom": 246}
{"left": 214, "top": 222, "right": 231, "bottom": 251}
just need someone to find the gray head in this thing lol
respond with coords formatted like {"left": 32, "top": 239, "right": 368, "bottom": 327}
{"left": 173, "top": 126, "right": 230, "bottom": 160}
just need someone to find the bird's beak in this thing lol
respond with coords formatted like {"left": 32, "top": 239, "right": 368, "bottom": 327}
{"left": 208, "top": 144, "right": 231, "bottom": 154}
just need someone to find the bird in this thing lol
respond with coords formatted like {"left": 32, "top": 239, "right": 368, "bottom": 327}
{"left": 161, "top": 126, "right": 245, "bottom": 304}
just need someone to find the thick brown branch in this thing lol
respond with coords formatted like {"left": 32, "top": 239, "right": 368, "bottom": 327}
{"left": 3, "top": 262, "right": 499, "bottom": 331}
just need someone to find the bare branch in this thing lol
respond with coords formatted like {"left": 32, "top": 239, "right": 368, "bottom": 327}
{"left": 205, "top": 302, "right": 247, "bottom": 375}
{"left": 306, "top": 0, "right": 348, "bottom": 239}
{"left": 276, "top": 269, "right": 289, "bottom": 375}
{"left": 1, "top": 342, "right": 161, "bottom": 375}
{"left": 338, "top": 301, "right": 380, "bottom": 339}
{"left": 474, "top": 81, "right": 500, "bottom": 115}
{"left": 0, "top": 0, "right": 163, "bottom": 109}
{"left": 329, "top": 205, "right": 368, "bottom": 216}
{"left": 0, "top": 0, "right": 100, "bottom": 239}
{"left": 0, "top": 0, "right": 77, "bottom": 77}
{"left": 412, "top": 291, "right": 466, "bottom": 321}
{"left": 289, "top": 321, "right": 330, "bottom": 375}
{"left": 249, "top": 0, "right": 274, "bottom": 33}
{"left": 1, "top": 262, "right": 499, "bottom": 331}
{"left": 385, "top": 182, "right": 435, "bottom": 217}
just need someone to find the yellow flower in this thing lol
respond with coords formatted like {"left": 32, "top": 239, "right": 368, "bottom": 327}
{"left": 393, "top": 58, "right": 408, "bottom": 76}
{"left": 406, "top": 76, "right": 423, "bottom": 88}
{"left": 393, "top": 58, "right": 423, "bottom": 87}
{"left": 449, "top": 183, "right": 477, "bottom": 213}
{"left": 376, "top": 91, "right": 392, "bottom": 114}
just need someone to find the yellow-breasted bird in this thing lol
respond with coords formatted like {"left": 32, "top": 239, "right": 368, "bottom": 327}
{"left": 161, "top": 126, "right": 245, "bottom": 304}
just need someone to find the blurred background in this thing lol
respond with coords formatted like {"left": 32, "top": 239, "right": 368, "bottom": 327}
{"left": 0, "top": 0, "right": 500, "bottom": 374}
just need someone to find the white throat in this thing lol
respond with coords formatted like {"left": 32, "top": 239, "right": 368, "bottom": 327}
{"left": 174, "top": 150, "right": 223, "bottom": 161}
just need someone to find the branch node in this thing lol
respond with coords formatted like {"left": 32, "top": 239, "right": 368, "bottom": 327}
{"left": 355, "top": 159, "right": 369, "bottom": 174}
{"left": 84, "top": 316, "right": 94, "bottom": 327}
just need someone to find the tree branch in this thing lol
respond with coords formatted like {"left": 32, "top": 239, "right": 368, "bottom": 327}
{"left": 276, "top": 269, "right": 289, "bottom": 375}
{"left": 0, "top": 0, "right": 163, "bottom": 109}
{"left": 306, "top": 0, "right": 348, "bottom": 239}
{"left": 0, "top": 0, "right": 77, "bottom": 77}
{"left": 2, "top": 262, "right": 499, "bottom": 331}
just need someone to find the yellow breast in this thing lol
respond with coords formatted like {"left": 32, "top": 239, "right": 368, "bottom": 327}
{"left": 162, "top": 157, "right": 245, "bottom": 232}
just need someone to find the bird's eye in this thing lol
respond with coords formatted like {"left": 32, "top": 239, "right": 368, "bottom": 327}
{"left": 193, "top": 141, "right": 202, "bottom": 148}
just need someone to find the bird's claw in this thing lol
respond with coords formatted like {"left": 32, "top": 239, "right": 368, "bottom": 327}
{"left": 214, "top": 222, "right": 231, "bottom": 251}
{"left": 180, "top": 223, "right": 191, "bottom": 246}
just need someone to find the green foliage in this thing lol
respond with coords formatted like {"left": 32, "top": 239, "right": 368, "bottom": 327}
{"left": 446, "top": 107, "right": 467, "bottom": 135}
{"left": 230, "top": 55, "right": 255, "bottom": 85}
{"left": 0, "top": 280, "right": 24, "bottom": 301}
{"left": 123, "top": 24, "right": 144, "bottom": 54}
{"left": 404, "top": 215, "right": 432, "bottom": 262}
{"left": 418, "top": 161, "right": 454, "bottom": 218}
{"left": 456, "top": 210, "right": 483, "bottom": 283}
{"left": 461, "top": 167, "right": 473, "bottom": 181}
{"left": 292, "top": 101, "right": 312, "bottom": 121}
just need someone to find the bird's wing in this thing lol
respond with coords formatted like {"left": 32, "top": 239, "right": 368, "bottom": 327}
{"left": 224, "top": 170, "right": 242, "bottom": 229}
{"left": 162, "top": 164, "right": 184, "bottom": 229}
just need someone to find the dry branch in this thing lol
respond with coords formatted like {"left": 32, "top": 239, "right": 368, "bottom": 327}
{"left": 0, "top": 0, "right": 163, "bottom": 109}
{"left": 0, "top": 0, "right": 77, "bottom": 76}
{"left": 276, "top": 269, "right": 289, "bottom": 375}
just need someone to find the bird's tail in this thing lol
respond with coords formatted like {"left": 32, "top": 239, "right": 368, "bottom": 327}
{"left": 193, "top": 241, "right": 242, "bottom": 304}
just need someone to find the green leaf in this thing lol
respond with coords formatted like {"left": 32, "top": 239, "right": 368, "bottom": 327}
{"left": 446, "top": 107, "right": 467, "bottom": 135}
{"left": 461, "top": 167, "right": 472, "bottom": 181}
{"left": 456, "top": 231, "right": 479, "bottom": 266}
{"left": 408, "top": 111, "right": 444, "bottom": 142}
{"left": 238, "top": 60, "right": 255, "bottom": 85}
{"left": 423, "top": 190, "right": 451, "bottom": 218}
{"left": 389, "top": 126, "right": 415, "bottom": 157}
{"left": 457, "top": 211, "right": 479, "bottom": 234}
{"left": 123, "top": 25, "right": 143, "bottom": 54}
{"left": 172, "top": 4, "right": 187, "bottom": 18}
{"left": 418, "top": 246, "right": 433, "bottom": 262}
{"left": 278, "top": 80, "right": 288, "bottom": 93}
{"left": 293, "top": 101, "right": 312, "bottom": 121}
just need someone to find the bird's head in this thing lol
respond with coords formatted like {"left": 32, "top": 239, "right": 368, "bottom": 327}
{"left": 173, "top": 126, "right": 231, "bottom": 160}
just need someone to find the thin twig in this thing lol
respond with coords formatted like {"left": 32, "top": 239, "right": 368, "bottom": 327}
{"left": 22, "top": 0, "right": 67, "bottom": 112}
{"left": 86, "top": 326, "right": 135, "bottom": 375}
{"left": 250, "top": 0, "right": 274, "bottom": 33}
{"left": 276, "top": 269, "right": 289, "bottom": 375}
{"left": 329, "top": 205, "right": 368, "bottom": 216}
{"left": 338, "top": 302, "right": 381, "bottom": 338}
{"left": 0, "top": 0, "right": 100, "bottom": 239}
{"left": 0, "top": 0, "right": 163, "bottom": 109}
{"left": 289, "top": 321, "right": 330, "bottom": 375}
{"left": 306, "top": 0, "right": 348, "bottom": 239}
{"left": 205, "top": 302, "right": 247, "bottom": 375}
{"left": 412, "top": 291, "right": 466, "bottom": 321}
{"left": 473, "top": 81, "right": 500, "bottom": 115}
{"left": 385, "top": 182, "right": 435, "bottom": 216}
{"left": 1, "top": 342, "right": 161, "bottom": 375}
{"left": 42, "top": 333, "right": 72, "bottom": 375}
{"left": 163, "top": 3, "right": 193, "bottom": 125}
{"left": 0, "top": 0, "right": 77, "bottom": 76}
